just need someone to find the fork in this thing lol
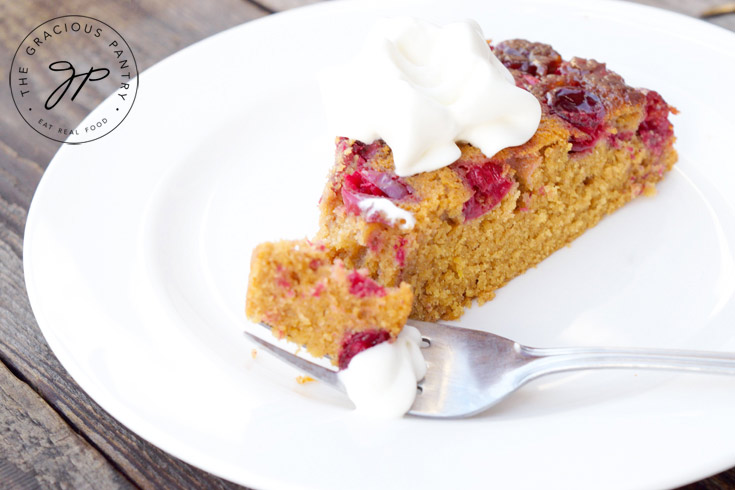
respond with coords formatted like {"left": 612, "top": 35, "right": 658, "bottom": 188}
{"left": 245, "top": 319, "right": 735, "bottom": 418}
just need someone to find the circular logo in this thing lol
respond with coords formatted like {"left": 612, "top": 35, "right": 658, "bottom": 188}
{"left": 9, "top": 15, "right": 138, "bottom": 144}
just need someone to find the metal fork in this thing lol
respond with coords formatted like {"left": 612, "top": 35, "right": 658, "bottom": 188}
{"left": 245, "top": 319, "right": 735, "bottom": 418}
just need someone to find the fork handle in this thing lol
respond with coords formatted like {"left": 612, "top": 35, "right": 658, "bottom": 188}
{"left": 521, "top": 345, "right": 735, "bottom": 380}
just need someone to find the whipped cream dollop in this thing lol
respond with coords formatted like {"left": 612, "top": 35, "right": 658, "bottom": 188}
{"left": 320, "top": 17, "right": 541, "bottom": 177}
{"left": 338, "top": 326, "right": 426, "bottom": 417}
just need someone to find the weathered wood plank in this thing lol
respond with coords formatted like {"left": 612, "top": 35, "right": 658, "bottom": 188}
{"left": 630, "top": 0, "right": 735, "bottom": 31}
{"left": 0, "top": 360, "right": 136, "bottom": 490}
{"left": 681, "top": 469, "right": 735, "bottom": 490}
{"left": 0, "top": 0, "right": 267, "bottom": 488}
{"left": 250, "top": 0, "right": 324, "bottom": 12}
{"left": 255, "top": 0, "right": 735, "bottom": 33}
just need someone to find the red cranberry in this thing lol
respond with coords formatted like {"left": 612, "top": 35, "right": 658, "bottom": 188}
{"left": 394, "top": 236, "right": 407, "bottom": 267}
{"left": 336, "top": 138, "right": 383, "bottom": 166}
{"left": 338, "top": 329, "right": 391, "bottom": 369}
{"left": 344, "top": 170, "right": 385, "bottom": 197}
{"left": 347, "top": 271, "right": 386, "bottom": 298}
{"left": 351, "top": 140, "right": 383, "bottom": 165}
{"left": 452, "top": 160, "right": 514, "bottom": 221}
{"left": 311, "top": 282, "right": 325, "bottom": 297}
{"left": 360, "top": 169, "right": 411, "bottom": 200}
{"left": 547, "top": 87, "right": 605, "bottom": 131}
{"left": 494, "top": 40, "right": 562, "bottom": 76}
{"left": 274, "top": 265, "right": 294, "bottom": 297}
{"left": 641, "top": 90, "right": 670, "bottom": 122}
{"left": 339, "top": 187, "right": 363, "bottom": 216}
{"left": 340, "top": 169, "right": 412, "bottom": 216}
{"left": 546, "top": 87, "right": 607, "bottom": 152}
{"left": 637, "top": 90, "right": 673, "bottom": 155}
{"left": 341, "top": 170, "right": 386, "bottom": 214}
{"left": 608, "top": 130, "right": 633, "bottom": 149}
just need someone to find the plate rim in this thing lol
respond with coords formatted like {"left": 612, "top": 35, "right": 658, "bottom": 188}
{"left": 23, "top": 0, "right": 735, "bottom": 489}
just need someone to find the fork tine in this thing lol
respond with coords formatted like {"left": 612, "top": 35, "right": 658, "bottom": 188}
{"left": 244, "top": 331, "right": 344, "bottom": 391}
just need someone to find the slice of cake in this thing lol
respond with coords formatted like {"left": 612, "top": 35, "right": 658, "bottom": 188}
{"left": 246, "top": 19, "right": 676, "bottom": 376}
{"left": 315, "top": 39, "right": 676, "bottom": 321}
{"left": 245, "top": 239, "right": 413, "bottom": 368}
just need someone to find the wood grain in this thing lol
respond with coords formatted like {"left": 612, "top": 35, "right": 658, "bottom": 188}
{"left": 632, "top": 0, "right": 735, "bottom": 30}
{"left": 1, "top": 0, "right": 734, "bottom": 489}
{"left": 0, "top": 0, "right": 266, "bottom": 488}
{"left": 0, "top": 362, "right": 135, "bottom": 490}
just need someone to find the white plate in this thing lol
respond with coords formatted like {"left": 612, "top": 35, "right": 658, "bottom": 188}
{"left": 24, "top": 0, "right": 735, "bottom": 488}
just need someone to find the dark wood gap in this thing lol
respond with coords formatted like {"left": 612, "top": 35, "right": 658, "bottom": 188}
{"left": 241, "top": 0, "right": 277, "bottom": 14}
{"left": 0, "top": 458, "right": 40, "bottom": 490}
{"left": 0, "top": 340, "right": 249, "bottom": 489}
{"left": 0, "top": 355, "right": 141, "bottom": 490}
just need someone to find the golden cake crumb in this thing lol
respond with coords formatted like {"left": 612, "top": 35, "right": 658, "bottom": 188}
{"left": 246, "top": 239, "right": 413, "bottom": 365}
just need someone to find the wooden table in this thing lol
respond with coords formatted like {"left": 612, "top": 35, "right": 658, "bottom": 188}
{"left": 1, "top": 1, "right": 733, "bottom": 488}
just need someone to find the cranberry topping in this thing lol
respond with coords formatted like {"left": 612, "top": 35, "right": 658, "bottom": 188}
{"left": 496, "top": 40, "right": 662, "bottom": 157}
{"left": 637, "top": 90, "right": 673, "bottom": 156}
{"left": 341, "top": 170, "right": 386, "bottom": 215}
{"left": 335, "top": 138, "right": 414, "bottom": 219}
{"left": 332, "top": 139, "right": 386, "bottom": 195}
{"left": 347, "top": 271, "right": 386, "bottom": 298}
{"left": 351, "top": 139, "right": 383, "bottom": 164}
{"left": 522, "top": 74, "right": 539, "bottom": 86}
{"left": 338, "top": 329, "right": 391, "bottom": 369}
{"left": 452, "top": 160, "right": 514, "bottom": 221}
{"left": 559, "top": 57, "right": 611, "bottom": 82}
{"left": 494, "top": 40, "right": 562, "bottom": 76}
{"left": 339, "top": 188, "right": 363, "bottom": 216}
{"left": 608, "top": 130, "right": 633, "bottom": 149}
{"left": 344, "top": 170, "right": 385, "bottom": 197}
{"left": 361, "top": 169, "right": 411, "bottom": 200}
{"left": 546, "top": 87, "right": 607, "bottom": 152}
{"left": 341, "top": 168, "right": 412, "bottom": 216}
{"left": 642, "top": 90, "right": 670, "bottom": 122}
{"left": 336, "top": 137, "right": 384, "bottom": 167}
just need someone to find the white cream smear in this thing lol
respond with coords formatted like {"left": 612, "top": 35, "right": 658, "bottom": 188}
{"left": 320, "top": 17, "right": 541, "bottom": 177}
{"left": 358, "top": 197, "right": 416, "bottom": 230}
{"left": 338, "top": 326, "right": 426, "bottom": 418}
